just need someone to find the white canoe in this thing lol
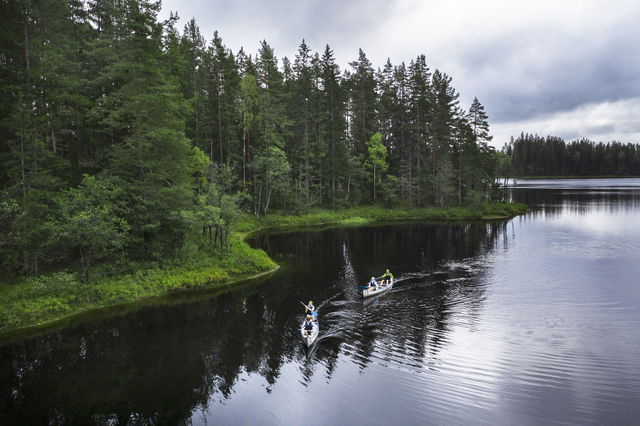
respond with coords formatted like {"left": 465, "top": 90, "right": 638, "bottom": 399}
{"left": 300, "top": 319, "right": 319, "bottom": 347}
{"left": 362, "top": 278, "right": 394, "bottom": 298}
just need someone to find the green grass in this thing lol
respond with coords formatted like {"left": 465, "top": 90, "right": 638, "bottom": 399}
{"left": 339, "top": 216, "right": 371, "bottom": 225}
{"left": 0, "top": 201, "right": 527, "bottom": 337}
{"left": 0, "top": 235, "right": 277, "bottom": 334}
{"left": 236, "top": 202, "right": 528, "bottom": 234}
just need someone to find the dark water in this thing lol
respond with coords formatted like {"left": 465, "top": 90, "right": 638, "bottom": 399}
{"left": 2, "top": 179, "right": 640, "bottom": 425}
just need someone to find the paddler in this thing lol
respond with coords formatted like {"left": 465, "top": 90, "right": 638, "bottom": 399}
{"left": 304, "top": 300, "right": 318, "bottom": 322}
{"left": 379, "top": 269, "right": 394, "bottom": 285}
{"left": 368, "top": 276, "right": 379, "bottom": 290}
{"left": 303, "top": 315, "right": 314, "bottom": 337}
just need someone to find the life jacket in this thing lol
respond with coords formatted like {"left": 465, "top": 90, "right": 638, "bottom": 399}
{"left": 304, "top": 320, "right": 314, "bottom": 330}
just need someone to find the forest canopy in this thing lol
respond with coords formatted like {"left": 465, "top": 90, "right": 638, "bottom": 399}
{"left": 1, "top": 0, "right": 501, "bottom": 278}
{"left": 504, "top": 134, "right": 640, "bottom": 177}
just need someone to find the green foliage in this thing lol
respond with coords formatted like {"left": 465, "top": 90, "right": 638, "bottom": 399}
{"left": 433, "top": 159, "right": 456, "bottom": 208}
{"left": 506, "top": 134, "right": 640, "bottom": 177}
{"left": 235, "top": 203, "right": 527, "bottom": 234}
{"left": 379, "top": 175, "right": 401, "bottom": 206}
{"left": 340, "top": 217, "right": 371, "bottom": 225}
{"left": 251, "top": 146, "right": 292, "bottom": 215}
{"left": 464, "top": 190, "right": 485, "bottom": 211}
{"left": 366, "top": 133, "right": 388, "bottom": 171}
{"left": 24, "top": 272, "right": 80, "bottom": 298}
{"left": 365, "top": 132, "right": 388, "bottom": 200}
{"left": 51, "top": 175, "right": 130, "bottom": 281}
{"left": 0, "top": 235, "right": 276, "bottom": 333}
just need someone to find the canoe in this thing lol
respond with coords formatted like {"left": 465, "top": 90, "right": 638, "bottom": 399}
{"left": 300, "top": 319, "right": 319, "bottom": 347}
{"left": 362, "top": 278, "right": 394, "bottom": 298}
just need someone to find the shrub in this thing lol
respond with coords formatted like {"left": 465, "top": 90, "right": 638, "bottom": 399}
{"left": 24, "top": 272, "right": 81, "bottom": 298}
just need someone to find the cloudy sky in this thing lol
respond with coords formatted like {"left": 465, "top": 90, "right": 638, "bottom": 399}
{"left": 160, "top": 0, "right": 640, "bottom": 147}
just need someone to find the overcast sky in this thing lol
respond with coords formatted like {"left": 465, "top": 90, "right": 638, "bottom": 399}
{"left": 160, "top": 0, "right": 640, "bottom": 147}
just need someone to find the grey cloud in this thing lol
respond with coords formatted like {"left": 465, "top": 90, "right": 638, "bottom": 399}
{"left": 491, "top": 97, "right": 640, "bottom": 145}
{"left": 456, "top": 28, "right": 640, "bottom": 123}
{"left": 164, "top": 0, "right": 390, "bottom": 64}
{"left": 161, "top": 0, "right": 640, "bottom": 143}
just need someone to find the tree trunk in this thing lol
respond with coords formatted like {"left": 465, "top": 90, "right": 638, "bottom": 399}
{"left": 331, "top": 102, "right": 336, "bottom": 209}
{"left": 458, "top": 148, "right": 462, "bottom": 205}
{"left": 242, "top": 111, "right": 246, "bottom": 182}
{"left": 408, "top": 147, "right": 413, "bottom": 208}
{"left": 218, "top": 76, "right": 223, "bottom": 164}
{"left": 79, "top": 248, "right": 89, "bottom": 282}
{"left": 373, "top": 164, "right": 376, "bottom": 200}
{"left": 305, "top": 116, "right": 310, "bottom": 209}
{"left": 263, "top": 188, "right": 272, "bottom": 215}
{"left": 346, "top": 175, "right": 351, "bottom": 203}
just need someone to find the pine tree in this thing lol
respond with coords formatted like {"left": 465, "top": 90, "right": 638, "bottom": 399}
{"left": 430, "top": 69, "right": 459, "bottom": 205}
{"left": 288, "top": 40, "right": 314, "bottom": 209}
{"left": 346, "top": 49, "right": 377, "bottom": 156}
{"left": 407, "top": 55, "right": 432, "bottom": 205}
{"left": 393, "top": 63, "right": 414, "bottom": 206}
{"left": 319, "top": 45, "right": 347, "bottom": 208}
{"left": 251, "top": 41, "right": 291, "bottom": 215}
{"left": 468, "top": 97, "right": 492, "bottom": 146}
{"left": 176, "top": 18, "right": 207, "bottom": 151}
{"left": 94, "top": 0, "right": 198, "bottom": 257}
{"left": 202, "top": 31, "right": 240, "bottom": 165}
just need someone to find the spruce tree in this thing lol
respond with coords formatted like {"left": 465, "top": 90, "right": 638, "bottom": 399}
{"left": 319, "top": 45, "right": 347, "bottom": 208}
{"left": 95, "top": 0, "right": 198, "bottom": 257}
{"left": 468, "top": 97, "right": 492, "bottom": 146}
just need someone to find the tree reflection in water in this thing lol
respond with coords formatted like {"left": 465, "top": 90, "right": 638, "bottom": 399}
{"left": 1, "top": 220, "right": 510, "bottom": 424}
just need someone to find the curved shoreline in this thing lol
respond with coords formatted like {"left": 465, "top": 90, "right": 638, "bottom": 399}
{"left": 0, "top": 203, "right": 527, "bottom": 342}
{"left": 0, "top": 266, "right": 280, "bottom": 344}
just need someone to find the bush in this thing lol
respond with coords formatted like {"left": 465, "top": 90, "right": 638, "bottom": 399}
{"left": 18, "top": 297, "right": 71, "bottom": 322}
{"left": 24, "top": 272, "right": 81, "bottom": 298}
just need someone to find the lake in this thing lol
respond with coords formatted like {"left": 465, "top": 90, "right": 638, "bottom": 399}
{"left": 2, "top": 178, "right": 640, "bottom": 425}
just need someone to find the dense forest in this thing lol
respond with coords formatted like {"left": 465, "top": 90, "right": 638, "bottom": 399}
{"left": 504, "top": 134, "right": 640, "bottom": 177}
{"left": 0, "top": 0, "right": 501, "bottom": 279}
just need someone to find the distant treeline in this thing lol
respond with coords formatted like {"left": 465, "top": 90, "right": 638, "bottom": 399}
{"left": 504, "top": 134, "right": 640, "bottom": 177}
{"left": 0, "top": 0, "right": 502, "bottom": 278}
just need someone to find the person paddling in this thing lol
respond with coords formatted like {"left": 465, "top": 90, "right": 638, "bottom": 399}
{"left": 303, "top": 315, "right": 315, "bottom": 337}
{"left": 304, "top": 300, "right": 318, "bottom": 322}
{"left": 379, "top": 269, "right": 394, "bottom": 285}
{"left": 368, "top": 276, "right": 379, "bottom": 290}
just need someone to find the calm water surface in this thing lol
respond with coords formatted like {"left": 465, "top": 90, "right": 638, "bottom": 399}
{"left": 2, "top": 178, "right": 640, "bottom": 425}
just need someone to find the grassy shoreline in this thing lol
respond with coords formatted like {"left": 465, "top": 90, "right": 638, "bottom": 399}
{"left": 0, "top": 202, "right": 527, "bottom": 339}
